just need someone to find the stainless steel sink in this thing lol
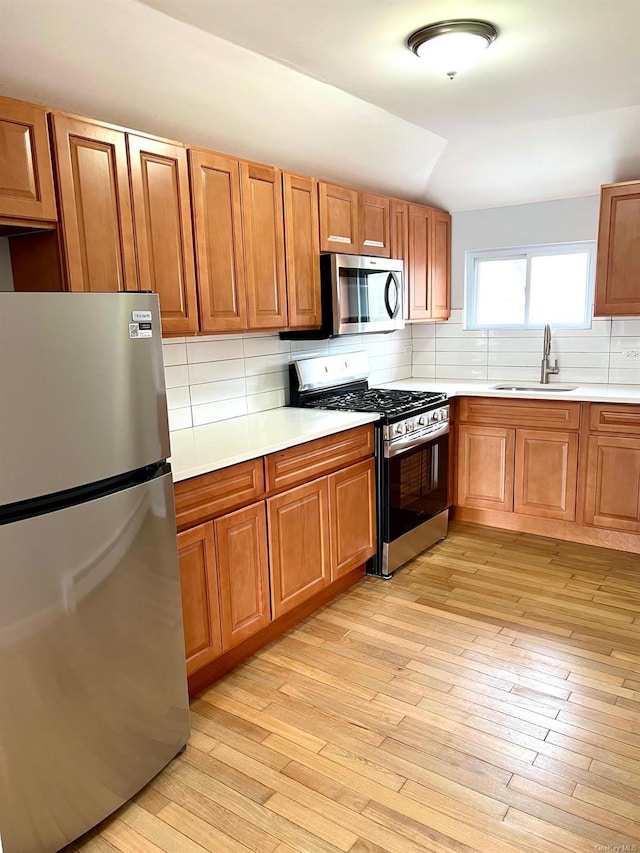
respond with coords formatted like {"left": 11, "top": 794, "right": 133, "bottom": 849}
{"left": 491, "top": 385, "right": 578, "bottom": 392}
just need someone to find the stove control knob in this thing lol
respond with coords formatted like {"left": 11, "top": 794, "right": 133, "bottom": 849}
{"left": 417, "top": 416, "right": 425, "bottom": 426}
{"left": 394, "top": 424, "right": 403, "bottom": 435}
{"left": 405, "top": 422, "right": 413, "bottom": 434}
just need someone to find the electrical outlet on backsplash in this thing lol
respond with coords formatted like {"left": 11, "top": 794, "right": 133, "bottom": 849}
{"left": 162, "top": 327, "right": 413, "bottom": 431}
{"left": 411, "top": 310, "right": 640, "bottom": 388}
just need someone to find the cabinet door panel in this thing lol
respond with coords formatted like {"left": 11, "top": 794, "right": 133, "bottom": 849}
{"left": 595, "top": 182, "right": 640, "bottom": 316}
{"left": 189, "top": 149, "right": 246, "bottom": 332}
{"left": 51, "top": 114, "right": 137, "bottom": 293}
{"left": 359, "top": 192, "right": 390, "bottom": 257}
{"left": 319, "top": 183, "right": 358, "bottom": 253}
{"left": 128, "top": 134, "right": 198, "bottom": 335}
{"left": 390, "top": 200, "right": 409, "bottom": 266}
{"left": 283, "top": 172, "right": 321, "bottom": 329}
{"left": 430, "top": 209, "right": 451, "bottom": 320}
{"left": 584, "top": 435, "right": 640, "bottom": 531}
{"left": 457, "top": 425, "right": 515, "bottom": 511}
{"left": 268, "top": 479, "right": 330, "bottom": 618}
{"left": 514, "top": 430, "right": 578, "bottom": 521}
{"left": 407, "top": 204, "right": 430, "bottom": 319}
{"left": 177, "top": 522, "right": 222, "bottom": 675}
{"left": 241, "top": 162, "right": 287, "bottom": 329}
{"left": 328, "top": 459, "right": 376, "bottom": 579}
{"left": 0, "top": 96, "right": 56, "bottom": 221}
{"left": 216, "top": 502, "right": 270, "bottom": 650}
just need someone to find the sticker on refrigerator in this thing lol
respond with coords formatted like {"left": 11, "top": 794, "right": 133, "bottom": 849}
{"left": 129, "top": 322, "right": 152, "bottom": 339}
{"left": 132, "top": 310, "right": 153, "bottom": 322}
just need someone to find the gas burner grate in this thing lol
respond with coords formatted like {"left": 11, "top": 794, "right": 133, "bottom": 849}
{"left": 303, "top": 387, "right": 447, "bottom": 420}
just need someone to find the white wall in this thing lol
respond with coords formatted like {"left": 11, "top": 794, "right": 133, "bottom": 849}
{"left": 0, "top": 239, "right": 14, "bottom": 291}
{"left": 412, "top": 195, "right": 640, "bottom": 387}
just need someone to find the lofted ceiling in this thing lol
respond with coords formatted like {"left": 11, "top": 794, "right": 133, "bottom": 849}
{"left": 2, "top": 0, "right": 640, "bottom": 210}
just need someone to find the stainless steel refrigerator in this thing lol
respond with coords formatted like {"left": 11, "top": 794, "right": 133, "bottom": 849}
{"left": 0, "top": 293, "right": 190, "bottom": 853}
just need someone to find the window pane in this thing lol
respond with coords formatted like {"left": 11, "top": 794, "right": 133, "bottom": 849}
{"left": 529, "top": 253, "right": 590, "bottom": 324}
{"left": 476, "top": 258, "right": 526, "bottom": 325}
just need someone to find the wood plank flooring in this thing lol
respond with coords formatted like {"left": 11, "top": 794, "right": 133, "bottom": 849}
{"left": 70, "top": 522, "right": 640, "bottom": 853}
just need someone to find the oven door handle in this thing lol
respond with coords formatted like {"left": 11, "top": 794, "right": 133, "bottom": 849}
{"left": 384, "top": 423, "right": 449, "bottom": 458}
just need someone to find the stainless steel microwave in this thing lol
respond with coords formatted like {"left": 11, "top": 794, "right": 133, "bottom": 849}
{"left": 281, "top": 254, "right": 405, "bottom": 340}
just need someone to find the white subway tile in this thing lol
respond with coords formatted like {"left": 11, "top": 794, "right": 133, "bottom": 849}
{"left": 167, "top": 407, "right": 192, "bottom": 431}
{"left": 554, "top": 320, "right": 611, "bottom": 337}
{"left": 436, "top": 351, "right": 487, "bottom": 366}
{"left": 290, "top": 339, "right": 330, "bottom": 354}
{"left": 413, "top": 350, "right": 436, "bottom": 366}
{"left": 553, "top": 337, "right": 611, "bottom": 353}
{"left": 554, "top": 352, "right": 610, "bottom": 368}
{"left": 190, "top": 378, "right": 247, "bottom": 406}
{"left": 610, "top": 350, "right": 640, "bottom": 369}
{"left": 435, "top": 365, "right": 488, "bottom": 380}
{"left": 328, "top": 335, "right": 364, "bottom": 351}
{"left": 488, "top": 328, "right": 542, "bottom": 339}
{"left": 246, "top": 389, "right": 287, "bottom": 413}
{"left": 437, "top": 337, "right": 488, "bottom": 352}
{"left": 489, "top": 337, "right": 546, "bottom": 352}
{"left": 412, "top": 363, "right": 436, "bottom": 379}
{"left": 411, "top": 336, "right": 436, "bottom": 353}
{"left": 243, "top": 335, "right": 291, "bottom": 357}
{"left": 193, "top": 333, "right": 245, "bottom": 343}
{"left": 557, "top": 367, "right": 609, "bottom": 383}
{"left": 192, "top": 397, "right": 248, "bottom": 426}
{"left": 186, "top": 338, "right": 244, "bottom": 363}
{"left": 609, "top": 336, "right": 640, "bottom": 353}
{"left": 245, "top": 352, "right": 293, "bottom": 376}
{"left": 368, "top": 352, "right": 411, "bottom": 374}
{"left": 487, "top": 366, "right": 540, "bottom": 382}
{"left": 246, "top": 369, "right": 288, "bottom": 394}
{"left": 164, "top": 365, "right": 189, "bottom": 388}
{"left": 166, "top": 386, "right": 190, "bottom": 410}
{"left": 188, "top": 358, "right": 245, "bottom": 385}
{"left": 162, "top": 336, "right": 186, "bottom": 344}
{"left": 488, "top": 351, "right": 539, "bottom": 368}
{"left": 162, "top": 342, "right": 187, "bottom": 366}
{"left": 370, "top": 365, "right": 412, "bottom": 384}
{"left": 410, "top": 323, "right": 436, "bottom": 339}
{"left": 608, "top": 368, "right": 640, "bottom": 386}
{"left": 611, "top": 319, "right": 640, "bottom": 337}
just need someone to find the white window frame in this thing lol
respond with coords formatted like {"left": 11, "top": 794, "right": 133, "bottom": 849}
{"left": 464, "top": 241, "right": 596, "bottom": 331}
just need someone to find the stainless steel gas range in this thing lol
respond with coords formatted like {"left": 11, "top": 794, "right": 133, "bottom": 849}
{"left": 289, "top": 352, "right": 450, "bottom": 577}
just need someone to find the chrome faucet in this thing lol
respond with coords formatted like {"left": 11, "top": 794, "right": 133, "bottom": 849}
{"left": 541, "top": 323, "right": 559, "bottom": 384}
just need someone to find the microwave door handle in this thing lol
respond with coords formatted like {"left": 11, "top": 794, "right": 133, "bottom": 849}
{"left": 384, "top": 272, "right": 400, "bottom": 319}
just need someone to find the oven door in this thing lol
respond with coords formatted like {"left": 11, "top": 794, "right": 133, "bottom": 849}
{"left": 331, "top": 255, "right": 404, "bottom": 335}
{"left": 385, "top": 427, "right": 449, "bottom": 542}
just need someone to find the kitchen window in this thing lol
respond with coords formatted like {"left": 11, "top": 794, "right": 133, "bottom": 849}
{"left": 464, "top": 241, "right": 595, "bottom": 330}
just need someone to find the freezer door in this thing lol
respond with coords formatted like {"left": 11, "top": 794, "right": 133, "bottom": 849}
{"left": 0, "top": 473, "right": 190, "bottom": 853}
{"left": 0, "top": 292, "right": 170, "bottom": 506}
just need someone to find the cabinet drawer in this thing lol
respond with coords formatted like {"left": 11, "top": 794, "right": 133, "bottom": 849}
{"left": 458, "top": 397, "right": 580, "bottom": 431}
{"left": 589, "top": 403, "right": 640, "bottom": 435}
{"left": 265, "top": 425, "right": 374, "bottom": 493}
{"left": 174, "top": 459, "right": 265, "bottom": 530}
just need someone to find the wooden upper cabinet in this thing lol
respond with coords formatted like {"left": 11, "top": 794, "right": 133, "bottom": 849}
{"left": 407, "top": 204, "right": 431, "bottom": 319}
{"left": 584, "top": 434, "right": 640, "bottom": 532}
{"left": 189, "top": 149, "right": 246, "bottom": 332}
{"left": 390, "top": 200, "right": 409, "bottom": 265}
{"left": 359, "top": 192, "right": 390, "bottom": 257}
{"left": 128, "top": 134, "right": 198, "bottom": 336}
{"left": 0, "top": 95, "right": 56, "bottom": 223}
{"left": 240, "top": 161, "right": 287, "bottom": 329}
{"left": 328, "top": 459, "right": 376, "bottom": 579}
{"left": 215, "top": 502, "right": 270, "bottom": 651}
{"left": 430, "top": 208, "right": 451, "bottom": 320}
{"left": 177, "top": 522, "right": 222, "bottom": 676}
{"left": 319, "top": 182, "right": 359, "bottom": 253}
{"left": 457, "top": 424, "right": 515, "bottom": 511}
{"left": 514, "top": 429, "right": 578, "bottom": 521}
{"left": 595, "top": 181, "right": 640, "bottom": 316}
{"left": 50, "top": 113, "right": 137, "bottom": 293}
{"left": 283, "top": 172, "right": 321, "bottom": 329}
{"left": 267, "top": 478, "right": 331, "bottom": 618}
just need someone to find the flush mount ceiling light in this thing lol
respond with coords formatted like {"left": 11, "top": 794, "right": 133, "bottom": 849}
{"left": 407, "top": 19, "right": 498, "bottom": 80}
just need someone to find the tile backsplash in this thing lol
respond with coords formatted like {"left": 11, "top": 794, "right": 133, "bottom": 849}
{"left": 412, "top": 310, "right": 640, "bottom": 387}
{"left": 163, "top": 314, "right": 640, "bottom": 431}
{"left": 163, "top": 328, "right": 412, "bottom": 431}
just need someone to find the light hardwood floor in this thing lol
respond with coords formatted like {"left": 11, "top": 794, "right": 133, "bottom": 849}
{"left": 70, "top": 521, "right": 640, "bottom": 853}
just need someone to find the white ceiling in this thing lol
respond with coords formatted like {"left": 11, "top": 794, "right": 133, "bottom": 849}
{"left": 2, "top": 0, "right": 640, "bottom": 210}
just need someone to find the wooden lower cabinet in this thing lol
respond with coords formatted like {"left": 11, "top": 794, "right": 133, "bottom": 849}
{"left": 215, "top": 502, "right": 270, "bottom": 650}
{"left": 177, "top": 522, "right": 222, "bottom": 676}
{"left": 584, "top": 434, "right": 640, "bottom": 531}
{"left": 457, "top": 425, "right": 515, "bottom": 511}
{"left": 268, "top": 478, "right": 331, "bottom": 618}
{"left": 328, "top": 459, "right": 376, "bottom": 579}
{"left": 514, "top": 429, "right": 578, "bottom": 521}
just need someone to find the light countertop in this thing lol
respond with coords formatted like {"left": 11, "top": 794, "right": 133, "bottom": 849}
{"left": 378, "top": 379, "right": 640, "bottom": 404}
{"left": 169, "top": 408, "right": 379, "bottom": 482}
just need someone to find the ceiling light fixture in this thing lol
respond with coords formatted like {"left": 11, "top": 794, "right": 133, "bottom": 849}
{"left": 407, "top": 19, "right": 498, "bottom": 80}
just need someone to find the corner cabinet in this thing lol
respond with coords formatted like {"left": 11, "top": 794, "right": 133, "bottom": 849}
{"left": 0, "top": 95, "right": 56, "bottom": 225}
{"left": 174, "top": 425, "right": 376, "bottom": 694}
{"left": 595, "top": 180, "right": 640, "bottom": 316}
